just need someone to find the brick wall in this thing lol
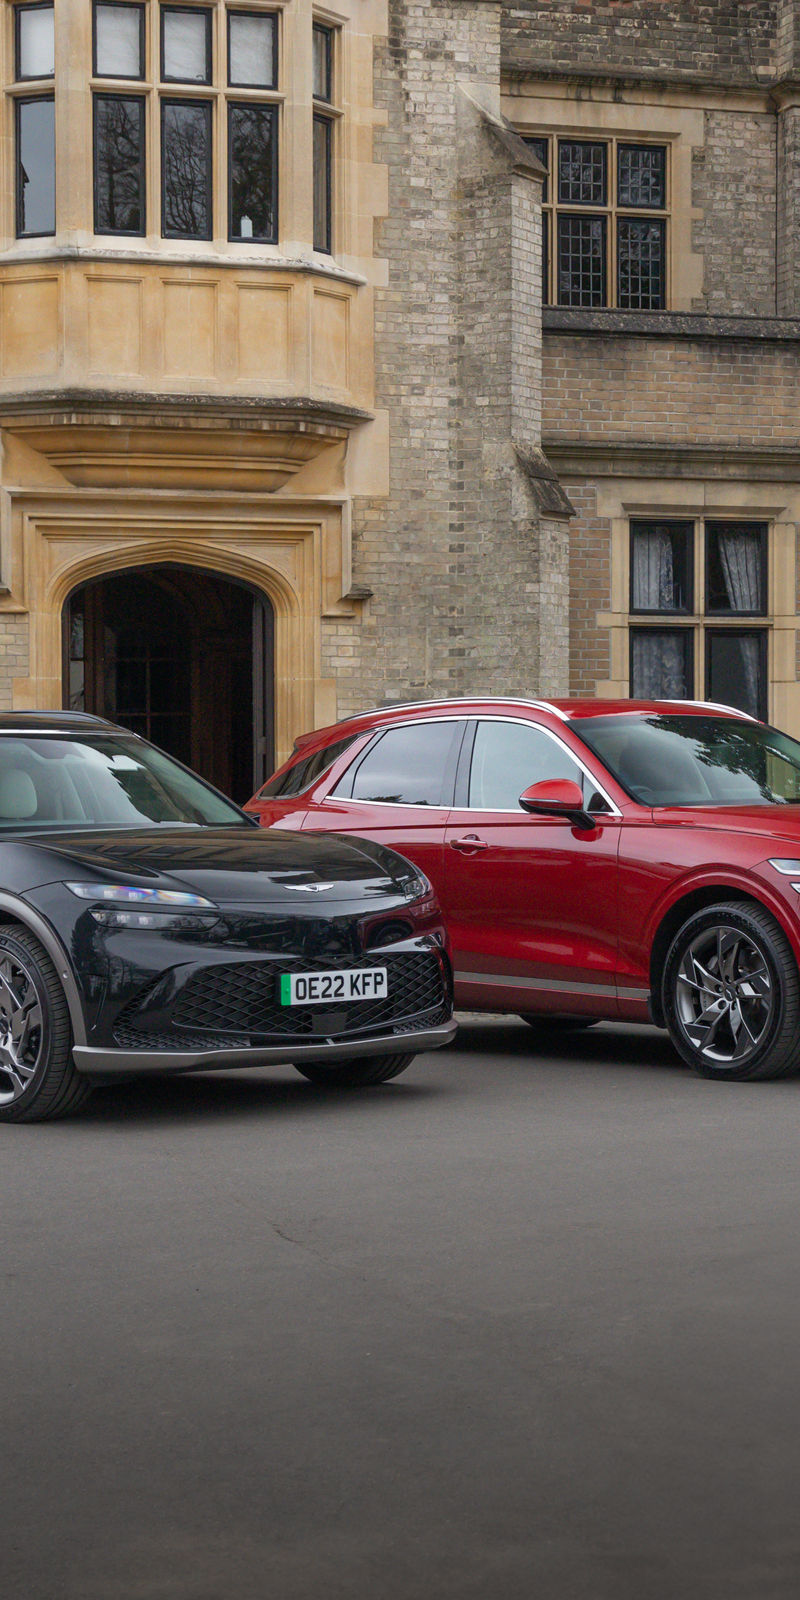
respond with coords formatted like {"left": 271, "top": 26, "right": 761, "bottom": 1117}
{"left": 501, "top": 2, "right": 778, "bottom": 81}
{"left": 691, "top": 111, "right": 777, "bottom": 314}
{"left": 323, "top": 0, "right": 570, "bottom": 718}
{"left": 543, "top": 331, "right": 800, "bottom": 445}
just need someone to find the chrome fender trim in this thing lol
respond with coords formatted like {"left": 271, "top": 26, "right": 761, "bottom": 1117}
{"left": 0, "top": 891, "right": 87, "bottom": 1046}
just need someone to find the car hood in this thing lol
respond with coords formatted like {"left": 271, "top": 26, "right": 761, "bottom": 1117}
{"left": 24, "top": 826, "right": 414, "bottom": 903}
{"left": 652, "top": 804, "right": 800, "bottom": 846}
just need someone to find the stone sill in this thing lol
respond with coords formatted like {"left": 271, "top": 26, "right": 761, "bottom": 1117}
{"left": 543, "top": 310, "right": 800, "bottom": 343}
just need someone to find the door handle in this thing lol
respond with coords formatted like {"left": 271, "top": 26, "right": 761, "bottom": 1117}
{"left": 450, "top": 834, "right": 488, "bottom": 853}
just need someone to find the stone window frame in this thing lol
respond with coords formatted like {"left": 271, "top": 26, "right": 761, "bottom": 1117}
{"left": 88, "top": 0, "right": 284, "bottom": 245}
{"left": 527, "top": 132, "right": 670, "bottom": 310}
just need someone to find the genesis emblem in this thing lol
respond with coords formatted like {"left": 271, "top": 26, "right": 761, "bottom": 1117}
{"left": 289, "top": 882, "right": 335, "bottom": 893}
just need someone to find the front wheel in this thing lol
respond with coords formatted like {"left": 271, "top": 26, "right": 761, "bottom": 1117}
{"left": 662, "top": 902, "right": 800, "bottom": 1081}
{"left": 0, "top": 926, "right": 92, "bottom": 1121}
{"left": 293, "top": 1052, "right": 415, "bottom": 1088}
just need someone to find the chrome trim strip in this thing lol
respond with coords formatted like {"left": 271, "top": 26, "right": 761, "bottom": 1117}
{"left": 72, "top": 1020, "right": 457, "bottom": 1077}
{"left": 456, "top": 971, "right": 650, "bottom": 1002}
{"left": 769, "top": 860, "right": 800, "bottom": 875}
{"left": 0, "top": 891, "right": 87, "bottom": 1046}
{"left": 456, "top": 971, "right": 616, "bottom": 998}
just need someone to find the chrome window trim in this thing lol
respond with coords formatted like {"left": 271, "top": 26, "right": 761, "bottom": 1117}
{"left": 325, "top": 713, "right": 622, "bottom": 817}
{"left": 455, "top": 716, "right": 622, "bottom": 817}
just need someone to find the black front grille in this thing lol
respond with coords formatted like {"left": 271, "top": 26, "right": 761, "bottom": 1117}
{"left": 130, "top": 950, "right": 449, "bottom": 1044}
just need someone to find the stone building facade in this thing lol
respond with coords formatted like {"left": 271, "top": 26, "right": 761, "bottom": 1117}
{"left": 1, "top": 1, "right": 799, "bottom": 797}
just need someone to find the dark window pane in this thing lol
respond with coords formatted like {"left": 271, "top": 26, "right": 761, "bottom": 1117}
{"left": 618, "top": 144, "right": 666, "bottom": 209}
{"left": 16, "top": 96, "right": 55, "bottom": 236}
{"left": 541, "top": 209, "right": 549, "bottom": 304}
{"left": 162, "top": 100, "right": 211, "bottom": 237}
{"left": 94, "top": 95, "right": 145, "bottom": 233}
{"left": 228, "top": 102, "right": 277, "bottom": 242}
{"left": 469, "top": 721, "right": 582, "bottom": 810}
{"left": 630, "top": 629, "right": 692, "bottom": 701}
{"left": 706, "top": 631, "right": 767, "bottom": 721}
{"left": 558, "top": 141, "right": 606, "bottom": 205}
{"left": 313, "top": 23, "right": 332, "bottom": 101}
{"left": 706, "top": 523, "right": 767, "bottom": 614}
{"left": 340, "top": 722, "right": 459, "bottom": 807}
{"left": 618, "top": 218, "right": 665, "bottom": 310}
{"left": 523, "top": 136, "right": 548, "bottom": 201}
{"left": 162, "top": 6, "right": 211, "bottom": 83}
{"left": 630, "top": 521, "right": 693, "bottom": 613}
{"left": 557, "top": 214, "right": 606, "bottom": 306}
{"left": 313, "top": 113, "right": 331, "bottom": 252}
{"left": 228, "top": 10, "right": 276, "bottom": 87}
{"left": 94, "top": 3, "right": 144, "bottom": 78}
{"left": 16, "top": 4, "right": 54, "bottom": 79}
{"left": 258, "top": 734, "right": 360, "bottom": 798}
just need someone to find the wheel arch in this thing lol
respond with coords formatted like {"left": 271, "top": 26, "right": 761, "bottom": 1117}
{"left": 648, "top": 886, "right": 792, "bottom": 1029}
{"left": 0, "top": 894, "right": 86, "bottom": 1046}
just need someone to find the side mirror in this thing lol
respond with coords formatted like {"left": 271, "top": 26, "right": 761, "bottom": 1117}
{"left": 518, "top": 779, "right": 595, "bottom": 831}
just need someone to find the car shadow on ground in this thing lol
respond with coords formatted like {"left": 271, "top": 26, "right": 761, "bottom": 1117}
{"left": 75, "top": 1070, "right": 444, "bottom": 1128}
{"left": 453, "top": 1014, "right": 686, "bottom": 1076}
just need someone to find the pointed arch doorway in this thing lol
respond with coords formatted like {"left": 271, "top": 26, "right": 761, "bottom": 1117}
{"left": 63, "top": 564, "right": 274, "bottom": 803}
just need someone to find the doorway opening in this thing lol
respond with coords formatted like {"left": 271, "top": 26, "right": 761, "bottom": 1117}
{"left": 63, "top": 564, "right": 274, "bottom": 803}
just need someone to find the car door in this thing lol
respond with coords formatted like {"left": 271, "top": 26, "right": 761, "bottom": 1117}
{"left": 442, "top": 717, "right": 622, "bottom": 1015}
{"left": 302, "top": 717, "right": 467, "bottom": 889}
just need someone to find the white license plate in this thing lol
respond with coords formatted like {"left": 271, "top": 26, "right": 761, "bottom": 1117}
{"left": 279, "top": 967, "right": 388, "bottom": 1006}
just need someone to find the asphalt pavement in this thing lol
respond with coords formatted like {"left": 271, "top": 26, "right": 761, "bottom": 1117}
{"left": 4, "top": 1016, "right": 800, "bottom": 1600}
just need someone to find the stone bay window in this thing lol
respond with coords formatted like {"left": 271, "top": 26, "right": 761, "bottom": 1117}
{"left": 0, "top": 0, "right": 375, "bottom": 793}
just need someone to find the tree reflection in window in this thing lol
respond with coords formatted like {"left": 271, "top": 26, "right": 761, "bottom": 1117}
{"left": 162, "top": 100, "right": 211, "bottom": 238}
{"left": 94, "top": 95, "right": 145, "bottom": 233}
{"left": 228, "top": 103, "right": 277, "bottom": 241}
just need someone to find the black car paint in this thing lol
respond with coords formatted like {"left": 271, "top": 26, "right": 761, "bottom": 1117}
{"left": 0, "top": 720, "right": 454, "bottom": 1079}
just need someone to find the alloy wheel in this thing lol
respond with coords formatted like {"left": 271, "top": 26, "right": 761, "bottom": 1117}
{"left": 0, "top": 950, "right": 44, "bottom": 1106}
{"left": 674, "top": 922, "right": 775, "bottom": 1068}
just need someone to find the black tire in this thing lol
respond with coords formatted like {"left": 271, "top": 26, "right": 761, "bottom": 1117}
{"left": 293, "top": 1052, "right": 415, "bottom": 1088}
{"left": 0, "top": 926, "right": 91, "bottom": 1122}
{"left": 519, "top": 1015, "right": 599, "bottom": 1031}
{"left": 661, "top": 901, "right": 800, "bottom": 1082}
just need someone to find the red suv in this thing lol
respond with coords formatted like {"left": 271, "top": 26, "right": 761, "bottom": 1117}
{"left": 246, "top": 698, "right": 800, "bottom": 1082}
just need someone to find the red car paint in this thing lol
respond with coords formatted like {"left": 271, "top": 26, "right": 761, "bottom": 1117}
{"left": 245, "top": 698, "right": 800, "bottom": 1026}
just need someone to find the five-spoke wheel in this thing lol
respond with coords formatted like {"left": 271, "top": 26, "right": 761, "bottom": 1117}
{"left": 662, "top": 902, "right": 800, "bottom": 1081}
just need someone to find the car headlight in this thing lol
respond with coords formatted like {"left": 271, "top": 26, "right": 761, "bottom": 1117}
{"left": 769, "top": 861, "right": 800, "bottom": 892}
{"left": 67, "top": 882, "right": 219, "bottom": 930}
{"left": 401, "top": 871, "right": 435, "bottom": 903}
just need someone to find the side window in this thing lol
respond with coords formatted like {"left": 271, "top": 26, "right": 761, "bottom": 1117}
{"left": 468, "top": 721, "right": 584, "bottom": 811}
{"left": 337, "top": 722, "right": 460, "bottom": 807}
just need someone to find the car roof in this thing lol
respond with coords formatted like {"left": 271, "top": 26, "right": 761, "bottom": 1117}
{"left": 293, "top": 696, "right": 750, "bottom": 752}
{"left": 0, "top": 711, "right": 118, "bottom": 735}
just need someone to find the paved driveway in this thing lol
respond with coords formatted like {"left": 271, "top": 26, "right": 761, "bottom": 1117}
{"left": 3, "top": 1019, "right": 800, "bottom": 1600}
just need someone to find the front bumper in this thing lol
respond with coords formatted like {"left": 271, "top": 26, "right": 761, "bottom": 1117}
{"left": 72, "top": 1018, "right": 457, "bottom": 1077}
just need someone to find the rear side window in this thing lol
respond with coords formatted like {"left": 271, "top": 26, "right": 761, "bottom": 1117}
{"left": 335, "top": 721, "right": 461, "bottom": 806}
{"left": 257, "top": 734, "right": 359, "bottom": 799}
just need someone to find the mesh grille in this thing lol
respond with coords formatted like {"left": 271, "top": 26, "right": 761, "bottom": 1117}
{"left": 113, "top": 950, "right": 448, "bottom": 1047}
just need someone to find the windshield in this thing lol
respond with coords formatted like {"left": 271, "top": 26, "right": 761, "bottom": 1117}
{"left": 571, "top": 715, "right": 800, "bottom": 808}
{"left": 0, "top": 735, "right": 249, "bottom": 830}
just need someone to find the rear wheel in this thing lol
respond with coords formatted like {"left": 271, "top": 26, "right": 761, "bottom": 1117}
{"left": 519, "top": 1015, "right": 598, "bottom": 1032}
{"left": 662, "top": 902, "right": 800, "bottom": 1081}
{"left": 0, "top": 926, "right": 91, "bottom": 1121}
{"left": 293, "top": 1052, "right": 415, "bottom": 1088}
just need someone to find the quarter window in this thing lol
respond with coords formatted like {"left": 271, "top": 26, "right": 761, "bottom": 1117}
{"left": 336, "top": 723, "right": 461, "bottom": 808}
{"left": 524, "top": 135, "right": 668, "bottom": 310}
{"left": 629, "top": 519, "right": 769, "bottom": 719}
